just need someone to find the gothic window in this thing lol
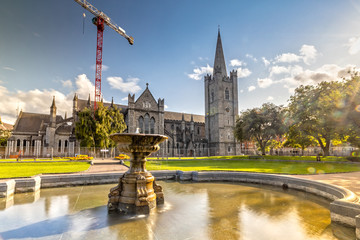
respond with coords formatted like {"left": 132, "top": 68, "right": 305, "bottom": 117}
{"left": 228, "top": 146, "right": 231, "bottom": 152}
{"left": 225, "top": 88, "right": 230, "bottom": 100}
{"left": 32, "top": 140, "right": 35, "bottom": 146}
{"left": 211, "top": 90, "right": 215, "bottom": 102}
{"left": 197, "top": 127, "right": 200, "bottom": 135}
{"left": 23, "top": 140, "right": 26, "bottom": 147}
{"left": 150, "top": 117, "right": 155, "bottom": 134}
{"left": 58, "top": 140, "right": 61, "bottom": 152}
{"left": 144, "top": 114, "right": 150, "bottom": 134}
{"left": 138, "top": 116, "right": 144, "bottom": 133}
{"left": 65, "top": 140, "right": 68, "bottom": 150}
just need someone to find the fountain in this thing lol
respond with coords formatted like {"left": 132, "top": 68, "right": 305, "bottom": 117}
{"left": 107, "top": 132, "right": 168, "bottom": 214}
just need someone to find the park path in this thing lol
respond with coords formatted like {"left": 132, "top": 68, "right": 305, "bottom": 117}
{"left": 292, "top": 171, "right": 360, "bottom": 196}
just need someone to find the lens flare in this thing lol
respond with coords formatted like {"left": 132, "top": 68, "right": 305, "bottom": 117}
{"left": 355, "top": 105, "right": 360, "bottom": 112}
{"left": 307, "top": 167, "right": 316, "bottom": 174}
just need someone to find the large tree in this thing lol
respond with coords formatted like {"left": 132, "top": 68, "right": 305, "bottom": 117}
{"left": 288, "top": 81, "right": 346, "bottom": 156}
{"left": 283, "top": 124, "right": 317, "bottom": 155}
{"left": 75, "top": 103, "right": 126, "bottom": 148}
{"left": 234, "top": 103, "right": 286, "bottom": 155}
{"left": 342, "top": 73, "right": 360, "bottom": 148}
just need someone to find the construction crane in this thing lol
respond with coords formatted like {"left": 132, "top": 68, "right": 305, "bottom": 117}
{"left": 74, "top": 0, "right": 134, "bottom": 110}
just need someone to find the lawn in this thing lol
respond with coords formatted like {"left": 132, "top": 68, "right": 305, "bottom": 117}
{"left": 143, "top": 160, "right": 360, "bottom": 174}
{"left": 147, "top": 155, "right": 349, "bottom": 162}
{"left": 0, "top": 162, "right": 91, "bottom": 179}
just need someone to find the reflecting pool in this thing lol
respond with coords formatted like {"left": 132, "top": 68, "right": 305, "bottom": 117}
{"left": 0, "top": 181, "right": 355, "bottom": 240}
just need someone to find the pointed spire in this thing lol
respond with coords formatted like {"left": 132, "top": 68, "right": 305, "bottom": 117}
{"left": 87, "top": 94, "right": 91, "bottom": 106}
{"left": 213, "top": 28, "right": 227, "bottom": 78}
{"left": 110, "top": 97, "right": 114, "bottom": 108}
{"left": 73, "top": 93, "right": 78, "bottom": 101}
{"left": 51, "top": 96, "right": 56, "bottom": 109}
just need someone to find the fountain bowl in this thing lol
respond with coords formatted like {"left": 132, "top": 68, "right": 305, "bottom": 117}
{"left": 108, "top": 133, "right": 168, "bottom": 215}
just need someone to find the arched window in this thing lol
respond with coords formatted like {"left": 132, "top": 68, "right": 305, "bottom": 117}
{"left": 150, "top": 117, "right": 155, "bottom": 134}
{"left": 211, "top": 90, "right": 215, "bottom": 102}
{"left": 23, "top": 140, "right": 26, "bottom": 147}
{"left": 58, "top": 140, "right": 61, "bottom": 152}
{"left": 144, "top": 114, "right": 150, "bottom": 134}
{"left": 17, "top": 139, "right": 20, "bottom": 151}
{"left": 138, "top": 116, "right": 144, "bottom": 133}
{"left": 65, "top": 140, "right": 68, "bottom": 149}
{"left": 225, "top": 88, "right": 229, "bottom": 100}
{"left": 197, "top": 127, "right": 200, "bottom": 135}
{"left": 32, "top": 140, "right": 35, "bottom": 147}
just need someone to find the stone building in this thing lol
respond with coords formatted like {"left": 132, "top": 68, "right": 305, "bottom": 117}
{"left": 205, "top": 30, "right": 240, "bottom": 156}
{"left": 7, "top": 30, "right": 239, "bottom": 157}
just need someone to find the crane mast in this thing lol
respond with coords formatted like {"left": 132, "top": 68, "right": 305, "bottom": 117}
{"left": 74, "top": 0, "right": 133, "bottom": 110}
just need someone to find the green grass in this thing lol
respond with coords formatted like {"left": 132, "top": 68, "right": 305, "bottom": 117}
{"left": 147, "top": 155, "right": 348, "bottom": 162}
{"left": 140, "top": 160, "right": 360, "bottom": 174}
{"left": 0, "top": 162, "right": 91, "bottom": 178}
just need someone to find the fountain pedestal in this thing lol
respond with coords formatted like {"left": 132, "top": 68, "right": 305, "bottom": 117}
{"left": 108, "top": 133, "right": 167, "bottom": 214}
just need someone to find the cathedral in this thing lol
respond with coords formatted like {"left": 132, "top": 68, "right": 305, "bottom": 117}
{"left": 7, "top": 30, "right": 240, "bottom": 157}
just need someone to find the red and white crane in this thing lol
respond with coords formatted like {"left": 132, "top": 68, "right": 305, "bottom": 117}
{"left": 74, "top": 0, "right": 134, "bottom": 110}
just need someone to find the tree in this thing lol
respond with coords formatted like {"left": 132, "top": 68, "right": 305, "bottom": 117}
{"left": 75, "top": 103, "right": 126, "bottom": 148}
{"left": 283, "top": 124, "right": 316, "bottom": 155}
{"left": 342, "top": 73, "right": 360, "bottom": 148}
{"left": 234, "top": 103, "right": 286, "bottom": 155}
{"left": 288, "top": 81, "right": 346, "bottom": 156}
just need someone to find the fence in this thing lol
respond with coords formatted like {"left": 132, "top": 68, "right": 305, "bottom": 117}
{"left": 0, "top": 145, "right": 356, "bottom": 159}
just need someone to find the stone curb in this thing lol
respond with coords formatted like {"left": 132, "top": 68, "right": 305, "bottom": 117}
{"left": 1, "top": 170, "right": 359, "bottom": 238}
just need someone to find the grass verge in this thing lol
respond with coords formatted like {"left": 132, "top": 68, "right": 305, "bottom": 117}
{"left": 0, "top": 162, "right": 91, "bottom": 179}
{"left": 142, "top": 160, "right": 360, "bottom": 174}
{"left": 147, "top": 155, "right": 348, "bottom": 162}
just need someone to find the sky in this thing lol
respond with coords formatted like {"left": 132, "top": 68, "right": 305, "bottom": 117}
{"left": 1, "top": 0, "right": 360, "bottom": 124}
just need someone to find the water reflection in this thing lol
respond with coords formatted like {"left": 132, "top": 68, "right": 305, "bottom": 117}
{"left": 0, "top": 181, "right": 355, "bottom": 240}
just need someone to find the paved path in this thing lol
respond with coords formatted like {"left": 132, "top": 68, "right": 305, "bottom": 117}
{"left": 88, "top": 159, "right": 360, "bottom": 196}
{"left": 293, "top": 172, "right": 360, "bottom": 196}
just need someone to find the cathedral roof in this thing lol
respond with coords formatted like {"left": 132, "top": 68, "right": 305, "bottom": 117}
{"left": 56, "top": 124, "right": 73, "bottom": 134}
{"left": 164, "top": 111, "right": 204, "bottom": 123}
{"left": 13, "top": 112, "right": 62, "bottom": 133}
{"left": 213, "top": 29, "right": 227, "bottom": 78}
{"left": 77, "top": 99, "right": 127, "bottom": 114}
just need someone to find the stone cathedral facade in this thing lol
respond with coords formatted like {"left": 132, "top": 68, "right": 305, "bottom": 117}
{"left": 7, "top": 30, "right": 240, "bottom": 157}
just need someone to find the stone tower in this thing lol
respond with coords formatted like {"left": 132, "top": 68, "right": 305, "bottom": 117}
{"left": 204, "top": 30, "right": 239, "bottom": 156}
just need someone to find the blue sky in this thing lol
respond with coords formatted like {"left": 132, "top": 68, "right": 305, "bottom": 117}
{"left": 1, "top": 0, "right": 360, "bottom": 123}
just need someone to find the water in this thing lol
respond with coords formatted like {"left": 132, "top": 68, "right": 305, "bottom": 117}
{"left": 0, "top": 181, "right": 355, "bottom": 240}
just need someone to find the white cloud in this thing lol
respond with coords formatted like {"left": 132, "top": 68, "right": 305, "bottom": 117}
{"left": 164, "top": 105, "right": 168, "bottom": 109}
{"left": 262, "top": 57, "right": 270, "bottom": 67}
{"left": 229, "top": 59, "right": 245, "bottom": 67}
{"left": 275, "top": 53, "right": 301, "bottom": 63}
{"left": 61, "top": 80, "right": 73, "bottom": 89}
{"left": 257, "top": 78, "right": 274, "bottom": 88}
{"left": 274, "top": 45, "right": 317, "bottom": 65}
{"left": 267, "top": 96, "right": 274, "bottom": 101}
{"left": 237, "top": 68, "right": 252, "bottom": 78}
{"left": 348, "top": 36, "right": 360, "bottom": 55}
{"left": 300, "top": 45, "right": 317, "bottom": 65}
{"left": 107, "top": 76, "right": 141, "bottom": 94}
{"left": 270, "top": 66, "right": 289, "bottom": 76}
{"left": 246, "top": 54, "right": 257, "bottom": 62}
{"left": 121, "top": 97, "right": 128, "bottom": 101}
{"left": 3, "top": 66, "right": 15, "bottom": 71}
{"left": 188, "top": 64, "right": 213, "bottom": 80}
{"left": 248, "top": 86, "right": 256, "bottom": 92}
{"left": 75, "top": 74, "right": 95, "bottom": 99}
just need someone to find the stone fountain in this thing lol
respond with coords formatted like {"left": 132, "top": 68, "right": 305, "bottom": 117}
{"left": 108, "top": 133, "right": 168, "bottom": 214}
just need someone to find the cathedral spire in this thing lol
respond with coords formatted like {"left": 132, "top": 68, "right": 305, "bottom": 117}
{"left": 110, "top": 97, "right": 114, "bottom": 108}
{"left": 213, "top": 28, "right": 227, "bottom": 78}
{"left": 51, "top": 96, "right": 56, "bottom": 109}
